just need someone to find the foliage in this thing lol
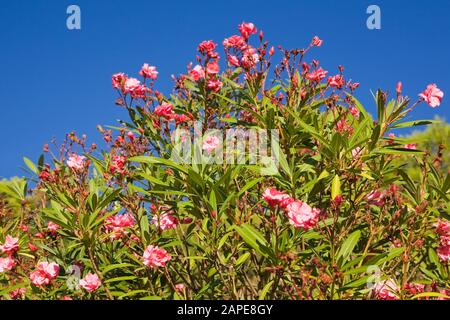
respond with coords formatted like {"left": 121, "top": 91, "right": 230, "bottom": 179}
{"left": 1, "top": 23, "right": 449, "bottom": 300}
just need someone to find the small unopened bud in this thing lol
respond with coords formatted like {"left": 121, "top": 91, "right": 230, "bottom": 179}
{"left": 182, "top": 217, "right": 193, "bottom": 224}
{"left": 332, "top": 195, "right": 344, "bottom": 209}
{"left": 396, "top": 81, "right": 402, "bottom": 95}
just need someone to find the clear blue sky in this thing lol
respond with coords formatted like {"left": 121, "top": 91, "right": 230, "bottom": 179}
{"left": 0, "top": 0, "right": 449, "bottom": 179}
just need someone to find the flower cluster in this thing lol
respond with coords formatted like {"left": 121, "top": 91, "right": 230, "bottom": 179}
{"left": 436, "top": 220, "right": 450, "bottom": 262}
{"left": 263, "top": 188, "right": 320, "bottom": 230}
{"left": 0, "top": 21, "right": 448, "bottom": 301}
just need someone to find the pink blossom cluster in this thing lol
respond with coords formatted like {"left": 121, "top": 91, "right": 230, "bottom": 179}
{"left": 366, "top": 190, "right": 385, "bottom": 206}
{"left": 29, "top": 262, "right": 60, "bottom": 286}
{"left": 435, "top": 219, "right": 450, "bottom": 262}
{"left": 202, "top": 136, "right": 221, "bottom": 154}
{"left": 263, "top": 188, "right": 320, "bottom": 230}
{"left": 112, "top": 63, "right": 158, "bottom": 100}
{"left": 152, "top": 211, "right": 179, "bottom": 231}
{"left": 104, "top": 213, "right": 135, "bottom": 239}
{"left": 189, "top": 38, "right": 223, "bottom": 92}
{"left": 143, "top": 245, "right": 172, "bottom": 268}
{"left": 109, "top": 155, "right": 127, "bottom": 175}
{"left": 0, "top": 236, "right": 19, "bottom": 273}
{"left": 79, "top": 272, "right": 102, "bottom": 292}
{"left": 222, "top": 22, "right": 260, "bottom": 71}
{"left": 67, "top": 154, "right": 86, "bottom": 171}
{"left": 373, "top": 279, "right": 398, "bottom": 300}
{"left": 153, "top": 102, "right": 191, "bottom": 124}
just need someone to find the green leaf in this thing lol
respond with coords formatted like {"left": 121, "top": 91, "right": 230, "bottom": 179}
{"left": 102, "top": 263, "right": 135, "bottom": 275}
{"left": 375, "top": 147, "right": 424, "bottom": 155}
{"left": 411, "top": 292, "right": 450, "bottom": 300}
{"left": 336, "top": 230, "right": 361, "bottom": 265}
{"left": 233, "top": 223, "right": 274, "bottom": 259}
{"left": 23, "top": 157, "right": 38, "bottom": 174}
{"left": 130, "top": 156, "right": 188, "bottom": 174}
{"left": 391, "top": 119, "right": 440, "bottom": 129}
{"left": 235, "top": 252, "right": 251, "bottom": 267}
{"left": 331, "top": 175, "right": 341, "bottom": 200}
{"left": 259, "top": 281, "right": 274, "bottom": 300}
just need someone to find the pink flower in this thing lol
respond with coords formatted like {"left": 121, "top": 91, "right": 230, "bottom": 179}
{"left": 198, "top": 40, "right": 217, "bottom": 54}
{"left": 373, "top": 279, "right": 398, "bottom": 300}
{"left": 153, "top": 212, "right": 179, "bottom": 231}
{"left": 437, "top": 245, "right": 450, "bottom": 262}
{"left": 404, "top": 283, "right": 425, "bottom": 295}
{"left": 241, "top": 47, "right": 259, "bottom": 68}
{"left": 174, "top": 114, "right": 190, "bottom": 124}
{"left": 349, "top": 106, "right": 360, "bottom": 117}
{"left": 112, "top": 73, "right": 127, "bottom": 89}
{"left": 223, "top": 35, "right": 246, "bottom": 48}
{"left": 130, "top": 84, "right": 148, "bottom": 99}
{"left": 47, "top": 221, "right": 61, "bottom": 233}
{"left": 262, "top": 188, "right": 293, "bottom": 208}
{"left": 311, "top": 36, "right": 323, "bottom": 47}
{"left": 239, "top": 22, "right": 257, "bottom": 39}
{"left": 327, "top": 75, "right": 344, "bottom": 88}
{"left": 37, "top": 261, "right": 60, "bottom": 279}
{"left": 404, "top": 143, "right": 417, "bottom": 150}
{"left": 285, "top": 201, "right": 320, "bottom": 230}
{"left": 202, "top": 136, "right": 221, "bottom": 153}
{"left": 154, "top": 102, "right": 174, "bottom": 118}
{"left": 67, "top": 154, "right": 86, "bottom": 170}
{"left": 207, "top": 79, "right": 223, "bottom": 92}
{"left": 436, "top": 220, "right": 450, "bottom": 235}
{"left": 419, "top": 84, "right": 444, "bottom": 108}
{"left": 110, "top": 155, "right": 127, "bottom": 175}
{"left": 79, "top": 272, "right": 102, "bottom": 292}
{"left": 9, "top": 288, "right": 26, "bottom": 299}
{"left": 0, "top": 257, "right": 15, "bottom": 272}
{"left": 190, "top": 65, "right": 205, "bottom": 81}
{"left": 351, "top": 147, "right": 362, "bottom": 158}
{"left": 123, "top": 77, "right": 141, "bottom": 94}
{"left": 227, "top": 55, "right": 240, "bottom": 67}
{"left": 139, "top": 63, "right": 158, "bottom": 80}
{"left": 143, "top": 245, "right": 172, "bottom": 268}
{"left": 367, "top": 190, "right": 385, "bottom": 206}
{"left": 438, "top": 289, "right": 450, "bottom": 300}
{"left": 127, "top": 131, "right": 135, "bottom": 141}
{"left": 306, "top": 68, "right": 328, "bottom": 82}
{"left": 105, "top": 213, "right": 135, "bottom": 239}
{"left": 336, "top": 119, "right": 353, "bottom": 135}
{"left": 0, "top": 235, "right": 19, "bottom": 254}
{"left": 206, "top": 61, "right": 220, "bottom": 75}
{"left": 175, "top": 283, "right": 185, "bottom": 291}
{"left": 30, "top": 270, "right": 50, "bottom": 286}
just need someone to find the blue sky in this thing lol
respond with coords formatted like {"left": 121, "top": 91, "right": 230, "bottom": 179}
{"left": 0, "top": 0, "right": 449, "bottom": 178}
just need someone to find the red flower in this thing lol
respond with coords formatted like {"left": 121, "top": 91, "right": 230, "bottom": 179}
{"left": 223, "top": 35, "right": 246, "bottom": 48}
{"left": 306, "top": 68, "right": 328, "bottom": 82}
{"left": 238, "top": 22, "right": 257, "bottom": 39}
{"left": 311, "top": 36, "right": 323, "bottom": 47}
{"left": 327, "top": 75, "right": 345, "bottom": 88}
{"left": 206, "top": 61, "right": 220, "bottom": 75}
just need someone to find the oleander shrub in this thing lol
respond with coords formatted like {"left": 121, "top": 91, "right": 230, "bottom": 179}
{"left": 1, "top": 22, "right": 449, "bottom": 300}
